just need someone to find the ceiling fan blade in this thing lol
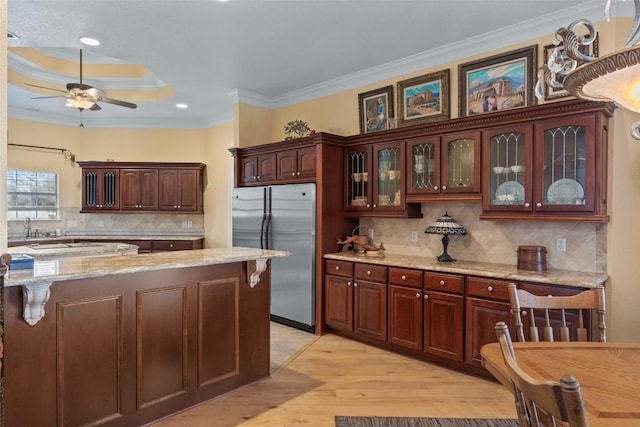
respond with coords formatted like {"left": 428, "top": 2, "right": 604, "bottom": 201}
{"left": 97, "top": 96, "right": 138, "bottom": 109}
{"left": 90, "top": 103, "right": 102, "bottom": 111}
{"left": 31, "top": 95, "right": 65, "bottom": 99}
{"left": 25, "top": 83, "right": 67, "bottom": 93}
{"left": 67, "top": 83, "right": 98, "bottom": 92}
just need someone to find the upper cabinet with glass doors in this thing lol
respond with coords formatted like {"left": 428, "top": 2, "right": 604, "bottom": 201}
{"left": 481, "top": 107, "right": 610, "bottom": 222}
{"left": 407, "top": 131, "right": 481, "bottom": 201}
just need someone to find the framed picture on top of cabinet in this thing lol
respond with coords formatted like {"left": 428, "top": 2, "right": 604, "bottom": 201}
{"left": 458, "top": 45, "right": 537, "bottom": 117}
{"left": 542, "top": 34, "right": 599, "bottom": 100}
{"left": 358, "top": 85, "right": 395, "bottom": 134}
{"left": 397, "top": 69, "right": 450, "bottom": 127}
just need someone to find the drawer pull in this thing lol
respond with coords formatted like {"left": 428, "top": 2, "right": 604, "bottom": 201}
{"left": 487, "top": 286, "right": 494, "bottom": 292}
{"left": 347, "top": 281, "right": 352, "bottom": 286}
{"left": 367, "top": 270, "right": 372, "bottom": 276}
{"left": 401, "top": 275, "right": 407, "bottom": 281}
{"left": 424, "top": 294, "right": 429, "bottom": 300}
{"left": 416, "top": 293, "right": 421, "bottom": 298}
{"left": 354, "top": 282, "right": 358, "bottom": 287}
{"left": 439, "top": 280, "right": 445, "bottom": 286}
{"left": 335, "top": 265, "right": 340, "bottom": 271}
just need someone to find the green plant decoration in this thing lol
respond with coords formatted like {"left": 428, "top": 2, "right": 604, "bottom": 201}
{"left": 284, "top": 120, "right": 311, "bottom": 140}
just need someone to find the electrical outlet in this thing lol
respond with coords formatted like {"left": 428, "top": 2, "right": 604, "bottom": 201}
{"left": 556, "top": 237, "right": 567, "bottom": 252}
{"left": 368, "top": 228, "right": 374, "bottom": 241}
{"left": 411, "top": 231, "right": 418, "bottom": 243}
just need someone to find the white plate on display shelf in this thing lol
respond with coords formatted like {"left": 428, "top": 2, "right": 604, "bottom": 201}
{"left": 547, "top": 178, "right": 584, "bottom": 203}
{"left": 495, "top": 181, "right": 525, "bottom": 203}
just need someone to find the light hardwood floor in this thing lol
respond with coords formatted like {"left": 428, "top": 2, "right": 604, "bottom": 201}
{"left": 151, "top": 333, "right": 516, "bottom": 427}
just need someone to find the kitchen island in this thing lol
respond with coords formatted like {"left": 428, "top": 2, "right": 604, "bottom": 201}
{"left": 3, "top": 247, "right": 289, "bottom": 427}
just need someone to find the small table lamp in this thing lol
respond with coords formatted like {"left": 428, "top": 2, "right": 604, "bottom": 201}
{"left": 424, "top": 211, "right": 467, "bottom": 262}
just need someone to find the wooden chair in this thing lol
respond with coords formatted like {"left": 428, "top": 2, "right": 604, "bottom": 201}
{"left": 495, "top": 321, "right": 589, "bottom": 427}
{"left": 508, "top": 283, "right": 606, "bottom": 343}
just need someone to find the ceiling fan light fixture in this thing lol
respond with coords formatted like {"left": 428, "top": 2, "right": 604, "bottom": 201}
{"left": 67, "top": 98, "right": 96, "bottom": 110}
{"left": 79, "top": 36, "right": 100, "bottom": 46}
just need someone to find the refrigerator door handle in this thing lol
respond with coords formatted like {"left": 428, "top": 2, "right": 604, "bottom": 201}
{"left": 260, "top": 213, "right": 267, "bottom": 249}
{"left": 265, "top": 213, "right": 272, "bottom": 249}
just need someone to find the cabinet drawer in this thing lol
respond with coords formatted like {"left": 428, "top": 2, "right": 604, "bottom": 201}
{"left": 354, "top": 263, "right": 387, "bottom": 282}
{"left": 389, "top": 268, "right": 422, "bottom": 289}
{"left": 326, "top": 260, "right": 353, "bottom": 277}
{"left": 424, "top": 272, "right": 464, "bottom": 294}
{"left": 152, "top": 240, "right": 194, "bottom": 251}
{"left": 466, "top": 276, "right": 513, "bottom": 301}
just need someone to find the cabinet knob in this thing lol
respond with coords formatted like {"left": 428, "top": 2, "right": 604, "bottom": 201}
{"left": 373, "top": 204, "right": 377, "bottom": 208}
{"left": 335, "top": 265, "right": 340, "bottom": 271}
{"left": 416, "top": 293, "right": 421, "bottom": 298}
{"left": 347, "top": 281, "right": 352, "bottom": 286}
{"left": 354, "top": 282, "right": 358, "bottom": 287}
{"left": 296, "top": 172, "right": 300, "bottom": 176}
{"left": 424, "top": 294, "right": 429, "bottom": 300}
{"left": 291, "top": 172, "right": 296, "bottom": 176}
{"left": 366, "top": 270, "right": 372, "bottom": 276}
{"left": 536, "top": 202, "right": 542, "bottom": 208}
{"left": 439, "top": 280, "right": 445, "bottom": 286}
{"left": 366, "top": 204, "right": 371, "bottom": 208}
{"left": 522, "top": 310, "right": 528, "bottom": 316}
{"left": 253, "top": 176, "right": 257, "bottom": 180}
{"left": 524, "top": 202, "right": 530, "bottom": 208}
{"left": 169, "top": 244, "right": 174, "bottom": 248}
{"left": 401, "top": 275, "right": 407, "bottom": 281}
{"left": 487, "top": 286, "right": 494, "bottom": 292}
{"left": 434, "top": 186, "right": 439, "bottom": 190}
{"left": 257, "top": 176, "right": 261, "bottom": 181}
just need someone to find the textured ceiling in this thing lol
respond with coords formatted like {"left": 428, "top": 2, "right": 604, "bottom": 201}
{"left": 7, "top": 0, "right": 615, "bottom": 128}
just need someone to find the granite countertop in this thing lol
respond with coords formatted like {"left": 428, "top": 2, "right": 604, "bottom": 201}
{"left": 324, "top": 252, "right": 608, "bottom": 289}
{"left": 7, "top": 242, "right": 139, "bottom": 259}
{"left": 5, "top": 247, "right": 290, "bottom": 288}
{"left": 8, "top": 235, "right": 204, "bottom": 243}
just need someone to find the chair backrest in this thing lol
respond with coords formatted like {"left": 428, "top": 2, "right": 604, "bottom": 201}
{"left": 508, "top": 283, "right": 606, "bottom": 343}
{"left": 495, "top": 322, "right": 589, "bottom": 427}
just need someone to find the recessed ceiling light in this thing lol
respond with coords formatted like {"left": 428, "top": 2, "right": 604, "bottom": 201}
{"left": 176, "top": 103, "right": 189, "bottom": 109}
{"left": 80, "top": 37, "right": 100, "bottom": 46}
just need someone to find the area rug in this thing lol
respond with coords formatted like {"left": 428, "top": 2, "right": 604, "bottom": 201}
{"left": 335, "top": 416, "right": 519, "bottom": 427}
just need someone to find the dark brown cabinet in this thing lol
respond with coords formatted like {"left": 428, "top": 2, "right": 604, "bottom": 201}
{"left": 276, "top": 146, "right": 316, "bottom": 181}
{"left": 324, "top": 260, "right": 354, "bottom": 332}
{"left": 120, "top": 168, "right": 158, "bottom": 210}
{"left": 388, "top": 267, "right": 422, "bottom": 350}
{"left": 78, "top": 162, "right": 205, "bottom": 214}
{"left": 423, "top": 272, "right": 464, "bottom": 361}
{"left": 158, "top": 168, "right": 203, "bottom": 212}
{"left": 354, "top": 263, "right": 387, "bottom": 341}
{"left": 80, "top": 167, "right": 120, "bottom": 211}
{"left": 240, "top": 153, "right": 276, "bottom": 185}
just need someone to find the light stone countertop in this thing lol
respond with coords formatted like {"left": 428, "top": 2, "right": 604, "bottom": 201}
{"left": 324, "top": 252, "right": 608, "bottom": 289}
{"left": 5, "top": 247, "right": 290, "bottom": 288}
{"left": 8, "top": 242, "right": 139, "bottom": 259}
{"left": 8, "top": 235, "right": 204, "bottom": 243}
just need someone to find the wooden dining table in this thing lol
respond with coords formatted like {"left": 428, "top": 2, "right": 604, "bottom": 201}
{"left": 481, "top": 341, "right": 640, "bottom": 427}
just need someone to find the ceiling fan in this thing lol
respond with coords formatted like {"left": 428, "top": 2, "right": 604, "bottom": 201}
{"left": 25, "top": 49, "right": 138, "bottom": 111}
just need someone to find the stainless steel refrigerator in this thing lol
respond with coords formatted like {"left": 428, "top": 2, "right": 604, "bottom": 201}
{"left": 232, "top": 183, "right": 316, "bottom": 332}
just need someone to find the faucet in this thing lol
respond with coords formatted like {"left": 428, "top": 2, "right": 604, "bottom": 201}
{"left": 24, "top": 217, "right": 31, "bottom": 238}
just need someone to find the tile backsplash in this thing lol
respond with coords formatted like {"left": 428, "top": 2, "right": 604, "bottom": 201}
{"left": 359, "top": 202, "right": 606, "bottom": 273}
{"left": 8, "top": 207, "right": 204, "bottom": 239}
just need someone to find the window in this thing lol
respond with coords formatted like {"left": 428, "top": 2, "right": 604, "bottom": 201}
{"left": 7, "top": 170, "right": 59, "bottom": 219}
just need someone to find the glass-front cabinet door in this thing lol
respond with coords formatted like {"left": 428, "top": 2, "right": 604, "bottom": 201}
{"left": 407, "top": 136, "right": 440, "bottom": 195}
{"left": 345, "top": 146, "right": 371, "bottom": 212}
{"left": 483, "top": 125, "right": 533, "bottom": 212}
{"left": 534, "top": 115, "right": 596, "bottom": 213}
{"left": 373, "top": 142, "right": 405, "bottom": 211}
{"left": 441, "top": 131, "right": 481, "bottom": 194}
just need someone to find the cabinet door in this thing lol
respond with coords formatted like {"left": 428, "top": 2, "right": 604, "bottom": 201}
{"left": 257, "top": 154, "right": 277, "bottom": 183}
{"left": 373, "top": 141, "right": 405, "bottom": 211}
{"left": 534, "top": 115, "right": 596, "bottom": 213}
{"left": 240, "top": 156, "right": 259, "bottom": 184}
{"left": 345, "top": 146, "right": 372, "bottom": 211}
{"left": 296, "top": 146, "right": 317, "bottom": 180}
{"left": 276, "top": 149, "right": 297, "bottom": 180}
{"left": 441, "top": 131, "right": 481, "bottom": 194}
{"left": 464, "top": 297, "right": 513, "bottom": 368}
{"left": 158, "top": 169, "right": 201, "bottom": 211}
{"left": 482, "top": 125, "right": 533, "bottom": 212}
{"left": 388, "top": 284, "right": 422, "bottom": 350}
{"left": 354, "top": 279, "right": 387, "bottom": 341}
{"left": 81, "top": 168, "right": 120, "bottom": 211}
{"left": 121, "top": 169, "right": 158, "bottom": 210}
{"left": 325, "top": 274, "right": 353, "bottom": 331}
{"left": 423, "top": 291, "right": 463, "bottom": 361}
{"left": 407, "top": 136, "right": 441, "bottom": 195}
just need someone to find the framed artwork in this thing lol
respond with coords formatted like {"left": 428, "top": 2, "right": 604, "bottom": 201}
{"left": 397, "top": 69, "right": 450, "bottom": 127}
{"left": 358, "top": 85, "right": 394, "bottom": 134}
{"left": 542, "top": 34, "right": 599, "bottom": 100}
{"left": 458, "top": 45, "right": 537, "bottom": 117}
